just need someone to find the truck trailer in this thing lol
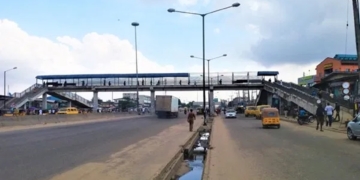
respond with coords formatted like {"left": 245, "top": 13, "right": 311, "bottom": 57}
{"left": 155, "top": 95, "right": 179, "bottom": 118}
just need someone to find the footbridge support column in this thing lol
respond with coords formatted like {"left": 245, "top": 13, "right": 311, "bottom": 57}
{"left": 209, "top": 86, "right": 214, "bottom": 115}
{"left": 267, "top": 92, "right": 273, "bottom": 106}
{"left": 42, "top": 93, "right": 47, "bottom": 110}
{"left": 93, "top": 91, "right": 98, "bottom": 112}
{"left": 150, "top": 87, "right": 155, "bottom": 114}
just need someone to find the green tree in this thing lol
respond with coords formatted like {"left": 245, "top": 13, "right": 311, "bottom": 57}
{"left": 118, "top": 97, "right": 136, "bottom": 110}
{"left": 185, "top": 101, "right": 194, "bottom": 108}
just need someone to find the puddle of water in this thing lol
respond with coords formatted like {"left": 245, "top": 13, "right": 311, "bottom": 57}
{"left": 179, "top": 155, "right": 204, "bottom": 180}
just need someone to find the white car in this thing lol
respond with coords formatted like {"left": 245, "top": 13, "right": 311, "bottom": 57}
{"left": 225, "top": 110, "right": 237, "bottom": 118}
{"left": 347, "top": 114, "right": 360, "bottom": 140}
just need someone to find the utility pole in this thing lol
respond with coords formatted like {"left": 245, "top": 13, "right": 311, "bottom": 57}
{"left": 352, "top": 0, "right": 360, "bottom": 95}
{"left": 350, "top": 0, "right": 360, "bottom": 117}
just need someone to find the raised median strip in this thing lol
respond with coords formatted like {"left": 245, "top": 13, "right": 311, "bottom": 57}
{"left": 280, "top": 116, "right": 347, "bottom": 134}
{"left": 0, "top": 113, "right": 149, "bottom": 128}
{"left": 202, "top": 116, "right": 251, "bottom": 180}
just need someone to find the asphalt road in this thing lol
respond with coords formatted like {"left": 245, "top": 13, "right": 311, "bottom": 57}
{"left": 223, "top": 114, "right": 360, "bottom": 180}
{"left": 0, "top": 114, "right": 185, "bottom": 180}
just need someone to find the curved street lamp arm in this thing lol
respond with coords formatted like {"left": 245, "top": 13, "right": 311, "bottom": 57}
{"left": 208, "top": 55, "right": 226, "bottom": 61}
{"left": 4, "top": 67, "right": 16, "bottom": 73}
{"left": 204, "top": 6, "right": 233, "bottom": 16}
{"left": 190, "top": 56, "right": 203, "bottom": 60}
{"left": 191, "top": 55, "right": 226, "bottom": 61}
{"left": 173, "top": 10, "right": 202, "bottom": 16}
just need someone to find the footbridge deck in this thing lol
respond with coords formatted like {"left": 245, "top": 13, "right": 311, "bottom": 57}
{"left": 36, "top": 72, "right": 264, "bottom": 86}
{"left": 36, "top": 71, "right": 277, "bottom": 92}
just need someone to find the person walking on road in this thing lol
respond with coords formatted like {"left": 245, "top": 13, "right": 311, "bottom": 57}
{"left": 187, "top": 109, "right": 196, "bottom": 132}
{"left": 325, "top": 103, "right": 334, "bottom": 127}
{"left": 316, "top": 104, "right": 325, "bottom": 131}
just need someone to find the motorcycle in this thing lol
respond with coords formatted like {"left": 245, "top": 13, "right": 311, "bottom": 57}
{"left": 297, "top": 115, "right": 315, "bottom": 125}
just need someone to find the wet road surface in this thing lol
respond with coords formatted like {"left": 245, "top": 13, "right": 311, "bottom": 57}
{"left": 221, "top": 114, "right": 360, "bottom": 180}
{"left": 0, "top": 115, "right": 185, "bottom": 180}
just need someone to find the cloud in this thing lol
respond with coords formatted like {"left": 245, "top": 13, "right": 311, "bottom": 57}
{"left": 213, "top": 28, "right": 220, "bottom": 34}
{"left": 214, "top": 0, "right": 356, "bottom": 67}
{"left": 0, "top": 19, "right": 174, "bottom": 99}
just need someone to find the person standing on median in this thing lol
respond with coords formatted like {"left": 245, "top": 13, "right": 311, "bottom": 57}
{"left": 324, "top": 103, "right": 334, "bottom": 127}
{"left": 316, "top": 103, "right": 325, "bottom": 131}
{"left": 187, "top": 109, "right": 196, "bottom": 132}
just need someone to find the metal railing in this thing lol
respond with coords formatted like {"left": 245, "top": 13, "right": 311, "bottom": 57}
{"left": 1, "top": 83, "right": 91, "bottom": 109}
{"left": 55, "top": 92, "right": 91, "bottom": 106}
{"left": 265, "top": 81, "right": 352, "bottom": 109}
{"left": 281, "top": 82, "right": 352, "bottom": 109}
{"left": 0, "top": 84, "right": 41, "bottom": 109}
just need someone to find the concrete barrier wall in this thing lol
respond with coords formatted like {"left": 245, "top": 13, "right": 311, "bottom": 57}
{"left": 0, "top": 113, "right": 140, "bottom": 127}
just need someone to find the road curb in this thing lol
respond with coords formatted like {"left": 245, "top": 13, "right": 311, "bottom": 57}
{"left": 281, "top": 118, "right": 346, "bottom": 134}
{"left": 0, "top": 115, "right": 153, "bottom": 133}
{"left": 202, "top": 117, "right": 218, "bottom": 180}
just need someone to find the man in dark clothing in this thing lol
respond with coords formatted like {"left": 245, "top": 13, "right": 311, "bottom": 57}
{"left": 316, "top": 104, "right": 325, "bottom": 131}
{"left": 187, "top": 109, "right": 196, "bottom": 132}
{"left": 334, "top": 103, "right": 340, "bottom": 121}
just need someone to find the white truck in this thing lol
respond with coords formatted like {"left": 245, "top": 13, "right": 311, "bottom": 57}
{"left": 155, "top": 95, "right": 179, "bottom": 118}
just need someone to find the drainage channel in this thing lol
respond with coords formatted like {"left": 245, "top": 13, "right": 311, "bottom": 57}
{"left": 177, "top": 129, "right": 210, "bottom": 180}
{"left": 153, "top": 119, "right": 213, "bottom": 180}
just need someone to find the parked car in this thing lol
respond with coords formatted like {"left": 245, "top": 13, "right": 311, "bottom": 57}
{"left": 347, "top": 114, "right": 360, "bottom": 140}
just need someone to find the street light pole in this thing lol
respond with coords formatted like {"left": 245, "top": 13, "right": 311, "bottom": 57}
{"left": 132, "top": 22, "right": 140, "bottom": 115}
{"left": 202, "top": 15, "right": 206, "bottom": 122}
{"left": 169, "top": 3, "right": 240, "bottom": 125}
{"left": 3, "top": 67, "right": 17, "bottom": 108}
{"left": 191, "top": 54, "right": 227, "bottom": 84}
{"left": 208, "top": 57, "right": 210, "bottom": 86}
{"left": 191, "top": 54, "right": 226, "bottom": 114}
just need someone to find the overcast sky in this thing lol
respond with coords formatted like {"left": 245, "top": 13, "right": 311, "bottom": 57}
{"left": 0, "top": 0, "right": 356, "bottom": 102}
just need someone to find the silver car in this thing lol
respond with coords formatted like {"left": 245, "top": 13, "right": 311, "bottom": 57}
{"left": 225, "top": 110, "right": 237, "bottom": 118}
{"left": 347, "top": 114, "right": 360, "bottom": 140}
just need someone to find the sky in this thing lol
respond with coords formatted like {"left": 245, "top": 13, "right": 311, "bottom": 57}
{"left": 0, "top": 0, "right": 356, "bottom": 103}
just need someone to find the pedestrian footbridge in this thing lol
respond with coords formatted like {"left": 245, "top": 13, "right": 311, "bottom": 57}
{"left": 0, "top": 84, "right": 92, "bottom": 109}
{"left": 3, "top": 71, "right": 280, "bottom": 110}
{"left": 259, "top": 81, "right": 354, "bottom": 121}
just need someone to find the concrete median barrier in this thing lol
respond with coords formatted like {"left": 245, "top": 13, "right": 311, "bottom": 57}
{"left": 0, "top": 113, "right": 143, "bottom": 128}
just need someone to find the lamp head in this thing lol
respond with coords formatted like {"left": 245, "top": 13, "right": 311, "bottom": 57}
{"left": 223, "top": 54, "right": 227, "bottom": 57}
{"left": 131, "top": 22, "right": 139, "bottom": 26}
{"left": 13, "top": 67, "right": 17, "bottom": 69}
{"left": 168, "top": 8, "right": 175, "bottom": 13}
{"left": 190, "top": 55, "right": 194, "bottom": 58}
{"left": 232, "top": 2, "right": 240, "bottom": 7}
